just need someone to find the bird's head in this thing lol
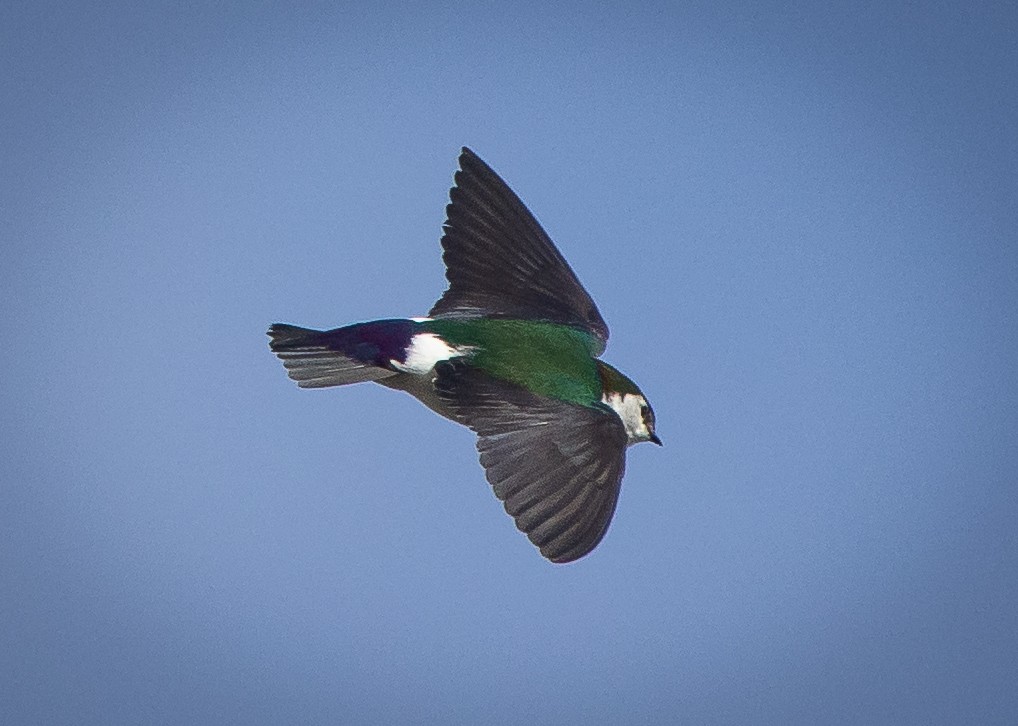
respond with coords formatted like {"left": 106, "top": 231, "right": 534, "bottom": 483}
{"left": 596, "top": 361, "right": 661, "bottom": 447}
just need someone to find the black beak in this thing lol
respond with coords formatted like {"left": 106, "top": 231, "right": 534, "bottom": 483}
{"left": 649, "top": 433, "right": 662, "bottom": 446}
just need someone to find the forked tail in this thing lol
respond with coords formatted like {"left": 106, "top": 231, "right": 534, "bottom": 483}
{"left": 268, "top": 319, "right": 429, "bottom": 388}
{"left": 267, "top": 323, "right": 401, "bottom": 388}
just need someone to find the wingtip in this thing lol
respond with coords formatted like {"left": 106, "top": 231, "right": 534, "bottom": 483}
{"left": 458, "top": 146, "right": 487, "bottom": 171}
{"left": 542, "top": 535, "right": 603, "bottom": 564}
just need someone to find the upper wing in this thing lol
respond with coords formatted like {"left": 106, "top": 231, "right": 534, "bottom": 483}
{"left": 435, "top": 360, "right": 628, "bottom": 563}
{"left": 429, "top": 148, "right": 610, "bottom": 351}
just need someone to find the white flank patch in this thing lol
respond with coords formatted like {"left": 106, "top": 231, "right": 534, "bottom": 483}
{"left": 391, "top": 333, "right": 456, "bottom": 374}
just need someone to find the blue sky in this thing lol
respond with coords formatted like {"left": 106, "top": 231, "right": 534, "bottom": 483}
{"left": 3, "top": 2, "right": 1016, "bottom": 724}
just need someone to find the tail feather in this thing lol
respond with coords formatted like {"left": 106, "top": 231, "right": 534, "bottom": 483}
{"left": 267, "top": 323, "right": 398, "bottom": 388}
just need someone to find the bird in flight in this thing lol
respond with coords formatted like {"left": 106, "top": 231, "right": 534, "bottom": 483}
{"left": 268, "top": 148, "right": 660, "bottom": 562}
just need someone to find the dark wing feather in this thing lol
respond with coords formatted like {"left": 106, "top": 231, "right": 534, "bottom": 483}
{"left": 435, "top": 361, "right": 628, "bottom": 563}
{"left": 429, "top": 148, "right": 610, "bottom": 351}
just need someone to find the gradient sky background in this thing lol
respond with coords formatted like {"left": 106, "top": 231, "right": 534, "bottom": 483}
{"left": 3, "top": 2, "right": 1017, "bottom": 724}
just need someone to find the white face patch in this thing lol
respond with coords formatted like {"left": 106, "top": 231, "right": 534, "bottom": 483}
{"left": 391, "top": 332, "right": 457, "bottom": 374}
{"left": 602, "top": 391, "right": 655, "bottom": 445}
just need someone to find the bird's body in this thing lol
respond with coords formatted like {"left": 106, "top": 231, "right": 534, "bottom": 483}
{"left": 269, "top": 148, "right": 659, "bottom": 562}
